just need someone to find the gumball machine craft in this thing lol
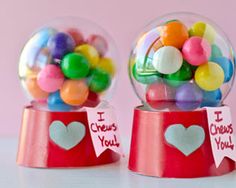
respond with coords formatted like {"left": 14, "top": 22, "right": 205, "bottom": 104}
{"left": 128, "top": 13, "right": 236, "bottom": 178}
{"left": 17, "top": 18, "right": 122, "bottom": 168}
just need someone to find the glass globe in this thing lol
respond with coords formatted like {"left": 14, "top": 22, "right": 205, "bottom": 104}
{"left": 19, "top": 17, "right": 119, "bottom": 111}
{"left": 129, "top": 12, "right": 235, "bottom": 111}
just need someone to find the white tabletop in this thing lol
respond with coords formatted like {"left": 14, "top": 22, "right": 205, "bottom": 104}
{"left": 1, "top": 138, "right": 236, "bottom": 188}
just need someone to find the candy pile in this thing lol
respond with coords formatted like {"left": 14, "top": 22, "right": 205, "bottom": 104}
{"left": 20, "top": 27, "right": 116, "bottom": 111}
{"left": 131, "top": 20, "right": 234, "bottom": 110}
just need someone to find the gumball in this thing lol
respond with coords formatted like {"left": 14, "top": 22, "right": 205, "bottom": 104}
{"left": 160, "top": 20, "right": 189, "bottom": 49}
{"left": 201, "top": 89, "right": 222, "bottom": 107}
{"left": 47, "top": 32, "right": 76, "bottom": 59}
{"left": 23, "top": 28, "right": 55, "bottom": 67}
{"left": 66, "top": 28, "right": 84, "bottom": 45}
{"left": 210, "top": 44, "right": 223, "bottom": 60}
{"left": 75, "top": 44, "right": 99, "bottom": 68}
{"left": 190, "top": 64, "right": 198, "bottom": 72}
{"left": 21, "top": 28, "right": 56, "bottom": 68}
{"left": 60, "top": 80, "right": 89, "bottom": 106}
{"left": 152, "top": 46, "right": 183, "bottom": 74}
{"left": 146, "top": 82, "right": 175, "bottom": 109}
{"left": 87, "top": 34, "right": 108, "bottom": 56}
{"left": 47, "top": 91, "right": 72, "bottom": 111}
{"left": 25, "top": 77, "right": 49, "bottom": 100}
{"left": 88, "top": 68, "right": 111, "bottom": 92}
{"left": 61, "top": 52, "right": 90, "bottom": 79}
{"left": 35, "top": 48, "right": 52, "bottom": 68}
{"left": 175, "top": 83, "right": 203, "bottom": 110}
{"left": 132, "top": 63, "right": 162, "bottom": 84}
{"left": 211, "top": 57, "right": 234, "bottom": 82}
{"left": 164, "top": 60, "right": 193, "bottom": 87}
{"left": 37, "top": 64, "right": 64, "bottom": 92}
{"left": 24, "top": 47, "right": 42, "bottom": 68}
{"left": 189, "top": 21, "right": 216, "bottom": 43}
{"left": 96, "top": 57, "right": 115, "bottom": 77}
{"left": 25, "top": 67, "right": 40, "bottom": 78}
{"left": 32, "top": 27, "right": 57, "bottom": 48}
{"left": 138, "top": 55, "right": 157, "bottom": 74}
{"left": 195, "top": 62, "right": 224, "bottom": 91}
{"left": 83, "top": 91, "right": 100, "bottom": 107}
{"left": 182, "top": 37, "right": 211, "bottom": 66}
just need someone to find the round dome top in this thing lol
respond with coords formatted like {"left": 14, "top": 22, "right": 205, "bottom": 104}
{"left": 19, "top": 17, "right": 119, "bottom": 111}
{"left": 129, "top": 12, "right": 235, "bottom": 111}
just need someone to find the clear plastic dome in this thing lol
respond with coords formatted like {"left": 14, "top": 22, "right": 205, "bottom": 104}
{"left": 19, "top": 17, "right": 119, "bottom": 111}
{"left": 129, "top": 12, "right": 235, "bottom": 111}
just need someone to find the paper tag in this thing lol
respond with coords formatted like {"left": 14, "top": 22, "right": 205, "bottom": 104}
{"left": 205, "top": 106, "right": 236, "bottom": 167}
{"left": 86, "top": 106, "right": 122, "bottom": 157}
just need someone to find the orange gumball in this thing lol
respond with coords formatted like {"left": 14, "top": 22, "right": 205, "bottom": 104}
{"left": 161, "top": 21, "right": 189, "bottom": 49}
{"left": 26, "top": 77, "right": 49, "bottom": 100}
{"left": 60, "top": 80, "right": 89, "bottom": 106}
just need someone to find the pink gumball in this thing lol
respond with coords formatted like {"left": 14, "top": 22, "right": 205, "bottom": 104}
{"left": 182, "top": 36, "right": 211, "bottom": 66}
{"left": 87, "top": 34, "right": 108, "bottom": 56}
{"left": 66, "top": 28, "right": 84, "bottom": 46}
{"left": 37, "top": 64, "right": 64, "bottom": 92}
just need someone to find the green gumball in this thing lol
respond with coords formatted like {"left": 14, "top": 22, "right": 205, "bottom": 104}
{"left": 164, "top": 61, "right": 193, "bottom": 87}
{"left": 132, "top": 63, "right": 162, "bottom": 84}
{"left": 190, "top": 64, "right": 198, "bottom": 71}
{"left": 89, "top": 68, "right": 111, "bottom": 92}
{"left": 61, "top": 52, "right": 90, "bottom": 79}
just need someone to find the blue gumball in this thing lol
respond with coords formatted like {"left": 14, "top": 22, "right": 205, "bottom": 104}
{"left": 47, "top": 32, "right": 76, "bottom": 60}
{"left": 200, "top": 89, "right": 222, "bottom": 107}
{"left": 47, "top": 91, "right": 72, "bottom": 111}
{"left": 212, "top": 57, "right": 234, "bottom": 83}
{"left": 24, "top": 28, "right": 57, "bottom": 68}
{"left": 34, "top": 27, "right": 57, "bottom": 47}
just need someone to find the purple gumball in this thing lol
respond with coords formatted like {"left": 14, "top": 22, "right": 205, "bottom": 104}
{"left": 48, "top": 32, "right": 76, "bottom": 60}
{"left": 175, "top": 83, "right": 203, "bottom": 110}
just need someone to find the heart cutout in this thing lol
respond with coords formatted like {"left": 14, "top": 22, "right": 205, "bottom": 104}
{"left": 165, "top": 124, "right": 205, "bottom": 156}
{"left": 49, "top": 121, "right": 86, "bottom": 150}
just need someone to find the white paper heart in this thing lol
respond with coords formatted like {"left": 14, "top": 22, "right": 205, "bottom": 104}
{"left": 165, "top": 124, "right": 205, "bottom": 156}
{"left": 49, "top": 121, "right": 86, "bottom": 150}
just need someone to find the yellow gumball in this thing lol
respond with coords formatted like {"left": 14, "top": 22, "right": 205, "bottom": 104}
{"left": 75, "top": 44, "right": 99, "bottom": 68}
{"left": 96, "top": 57, "right": 115, "bottom": 76}
{"left": 189, "top": 21, "right": 216, "bottom": 43}
{"left": 195, "top": 62, "right": 224, "bottom": 91}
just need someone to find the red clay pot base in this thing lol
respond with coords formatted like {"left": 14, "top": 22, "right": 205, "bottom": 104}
{"left": 17, "top": 106, "right": 120, "bottom": 168}
{"left": 128, "top": 106, "right": 236, "bottom": 178}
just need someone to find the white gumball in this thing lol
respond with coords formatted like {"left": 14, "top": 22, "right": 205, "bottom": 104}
{"left": 152, "top": 46, "right": 183, "bottom": 74}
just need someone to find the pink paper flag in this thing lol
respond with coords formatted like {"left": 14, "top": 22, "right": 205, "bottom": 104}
{"left": 86, "top": 106, "right": 123, "bottom": 157}
{"left": 205, "top": 106, "right": 236, "bottom": 168}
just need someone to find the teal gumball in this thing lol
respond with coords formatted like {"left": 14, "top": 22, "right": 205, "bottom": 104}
{"left": 210, "top": 44, "right": 223, "bottom": 60}
{"left": 88, "top": 69, "right": 111, "bottom": 92}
